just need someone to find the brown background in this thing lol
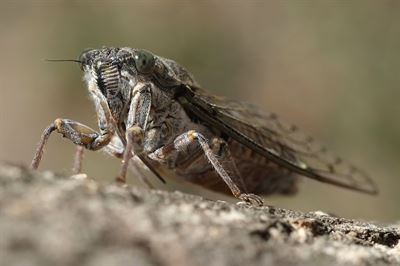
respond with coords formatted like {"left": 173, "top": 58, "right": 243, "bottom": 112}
{"left": 1, "top": 1, "right": 399, "bottom": 222}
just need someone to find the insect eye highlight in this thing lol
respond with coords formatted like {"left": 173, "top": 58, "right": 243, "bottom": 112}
{"left": 134, "top": 50, "right": 155, "bottom": 73}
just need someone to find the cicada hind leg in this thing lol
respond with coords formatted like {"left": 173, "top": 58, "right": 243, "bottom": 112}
{"left": 149, "top": 130, "right": 264, "bottom": 206}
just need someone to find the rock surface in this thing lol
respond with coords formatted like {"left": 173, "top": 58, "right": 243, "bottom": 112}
{"left": 0, "top": 162, "right": 399, "bottom": 266}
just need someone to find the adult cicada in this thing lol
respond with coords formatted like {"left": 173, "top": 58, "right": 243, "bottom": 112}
{"left": 31, "top": 47, "right": 378, "bottom": 206}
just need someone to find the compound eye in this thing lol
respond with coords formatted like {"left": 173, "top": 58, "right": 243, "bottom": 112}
{"left": 134, "top": 49, "right": 155, "bottom": 73}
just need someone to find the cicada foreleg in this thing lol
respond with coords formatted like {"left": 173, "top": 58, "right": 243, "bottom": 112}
{"left": 30, "top": 88, "right": 115, "bottom": 173}
{"left": 116, "top": 84, "right": 152, "bottom": 184}
{"left": 150, "top": 130, "right": 264, "bottom": 206}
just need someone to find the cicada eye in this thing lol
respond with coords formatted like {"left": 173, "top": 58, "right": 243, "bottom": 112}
{"left": 134, "top": 49, "right": 155, "bottom": 73}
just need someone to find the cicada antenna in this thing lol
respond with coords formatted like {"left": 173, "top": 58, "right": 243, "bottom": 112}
{"left": 44, "top": 59, "right": 82, "bottom": 63}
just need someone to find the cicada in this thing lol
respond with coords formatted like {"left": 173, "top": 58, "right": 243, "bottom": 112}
{"left": 31, "top": 47, "right": 378, "bottom": 206}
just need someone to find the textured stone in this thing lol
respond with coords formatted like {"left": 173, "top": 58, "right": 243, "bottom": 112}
{"left": 0, "top": 162, "right": 398, "bottom": 266}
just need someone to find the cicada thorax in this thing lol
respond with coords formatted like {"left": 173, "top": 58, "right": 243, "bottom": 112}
{"left": 96, "top": 61, "right": 124, "bottom": 121}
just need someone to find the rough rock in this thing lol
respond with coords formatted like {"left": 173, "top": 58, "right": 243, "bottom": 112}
{"left": 0, "top": 162, "right": 399, "bottom": 266}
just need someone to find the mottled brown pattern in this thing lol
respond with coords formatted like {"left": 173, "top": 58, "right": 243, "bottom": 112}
{"left": 183, "top": 86, "right": 377, "bottom": 194}
{"left": 173, "top": 139, "right": 298, "bottom": 196}
{"left": 31, "top": 47, "right": 376, "bottom": 206}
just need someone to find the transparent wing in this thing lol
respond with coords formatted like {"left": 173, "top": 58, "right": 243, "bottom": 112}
{"left": 178, "top": 86, "right": 378, "bottom": 194}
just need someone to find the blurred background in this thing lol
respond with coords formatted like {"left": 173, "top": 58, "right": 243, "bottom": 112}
{"left": 0, "top": 1, "right": 399, "bottom": 222}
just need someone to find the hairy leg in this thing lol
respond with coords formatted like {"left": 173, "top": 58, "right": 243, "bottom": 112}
{"left": 31, "top": 87, "right": 115, "bottom": 171}
{"left": 149, "top": 130, "right": 264, "bottom": 206}
{"left": 116, "top": 83, "right": 152, "bottom": 184}
{"left": 104, "top": 138, "right": 155, "bottom": 189}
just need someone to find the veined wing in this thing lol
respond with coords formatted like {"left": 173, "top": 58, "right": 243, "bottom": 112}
{"left": 177, "top": 85, "right": 378, "bottom": 195}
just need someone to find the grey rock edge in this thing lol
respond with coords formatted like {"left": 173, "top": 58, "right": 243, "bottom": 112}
{"left": 0, "top": 162, "right": 399, "bottom": 266}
